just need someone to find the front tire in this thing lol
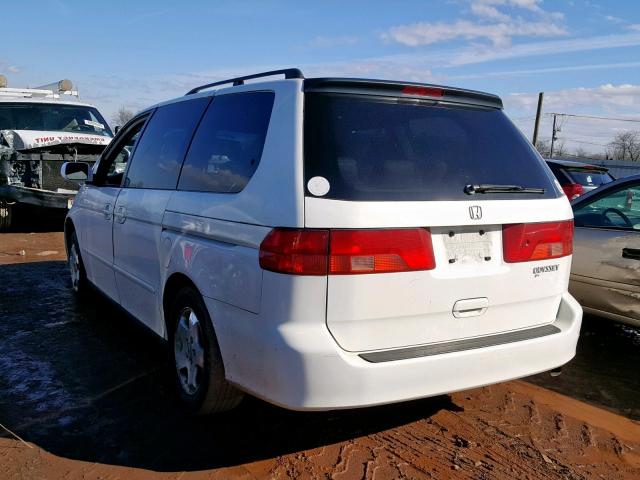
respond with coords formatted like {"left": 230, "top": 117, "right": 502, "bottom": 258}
{"left": 68, "top": 231, "right": 89, "bottom": 296}
{"left": 0, "top": 199, "right": 13, "bottom": 231}
{"left": 169, "top": 286, "right": 244, "bottom": 414}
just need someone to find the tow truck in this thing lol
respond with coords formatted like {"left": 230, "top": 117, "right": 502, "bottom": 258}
{"left": 0, "top": 75, "right": 112, "bottom": 230}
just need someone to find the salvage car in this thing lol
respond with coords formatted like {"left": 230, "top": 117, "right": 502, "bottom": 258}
{"left": 0, "top": 75, "right": 112, "bottom": 229}
{"left": 545, "top": 159, "right": 614, "bottom": 200}
{"left": 61, "top": 69, "right": 583, "bottom": 414}
{"left": 570, "top": 174, "right": 640, "bottom": 327}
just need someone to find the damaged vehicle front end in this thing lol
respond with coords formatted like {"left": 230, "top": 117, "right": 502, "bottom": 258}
{"left": 0, "top": 78, "right": 112, "bottom": 229}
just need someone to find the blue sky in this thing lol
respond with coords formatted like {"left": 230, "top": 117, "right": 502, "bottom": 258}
{"left": 2, "top": 0, "right": 639, "bottom": 155}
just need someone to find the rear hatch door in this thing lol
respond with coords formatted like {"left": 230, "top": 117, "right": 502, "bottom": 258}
{"left": 303, "top": 86, "right": 573, "bottom": 352}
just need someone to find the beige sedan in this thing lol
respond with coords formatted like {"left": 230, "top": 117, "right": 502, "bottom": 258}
{"left": 570, "top": 174, "right": 640, "bottom": 328}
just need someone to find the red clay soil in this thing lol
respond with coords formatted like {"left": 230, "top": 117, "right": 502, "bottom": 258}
{"left": 0, "top": 232, "right": 67, "bottom": 265}
{"left": 1, "top": 380, "right": 638, "bottom": 479}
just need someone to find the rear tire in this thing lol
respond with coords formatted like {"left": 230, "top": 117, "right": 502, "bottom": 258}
{"left": 0, "top": 200, "right": 13, "bottom": 231}
{"left": 68, "top": 231, "right": 89, "bottom": 297}
{"left": 169, "top": 286, "right": 244, "bottom": 414}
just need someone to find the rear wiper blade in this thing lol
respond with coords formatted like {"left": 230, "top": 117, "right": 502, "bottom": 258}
{"left": 464, "top": 184, "right": 545, "bottom": 195}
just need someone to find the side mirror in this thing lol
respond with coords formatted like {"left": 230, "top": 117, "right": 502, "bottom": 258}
{"left": 61, "top": 162, "right": 92, "bottom": 184}
{"left": 114, "top": 125, "right": 121, "bottom": 134}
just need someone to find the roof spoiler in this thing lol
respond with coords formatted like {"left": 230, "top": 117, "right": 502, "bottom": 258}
{"left": 304, "top": 78, "right": 503, "bottom": 109}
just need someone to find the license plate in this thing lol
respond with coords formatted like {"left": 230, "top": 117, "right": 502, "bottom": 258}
{"left": 443, "top": 230, "right": 492, "bottom": 264}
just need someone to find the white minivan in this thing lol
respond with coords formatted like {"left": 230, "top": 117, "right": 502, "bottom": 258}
{"left": 62, "top": 69, "right": 583, "bottom": 414}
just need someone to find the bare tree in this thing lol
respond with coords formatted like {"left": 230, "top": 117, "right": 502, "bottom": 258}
{"left": 607, "top": 130, "right": 640, "bottom": 161}
{"left": 111, "top": 106, "right": 134, "bottom": 127}
{"left": 534, "top": 138, "right": 550, "bottom": 157}
{"left": 551, "top": 140, "right": 567, "bottom": 158}
{"left": 573, "top": 147, "right": 589, "bottom": 158}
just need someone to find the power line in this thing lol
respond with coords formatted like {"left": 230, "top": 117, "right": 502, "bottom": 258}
{"left": 545, "top": 112, "right": 640, "bottom": 123}
{"left": 561, "top": 138, "right": 610, "bottom": 147}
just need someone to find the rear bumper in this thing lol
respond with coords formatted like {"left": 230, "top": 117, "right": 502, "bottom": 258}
{"left": 214, "top": 292, "right": 583, "bottom": 411}
{"left": 0, "top": 185, "right": 74, "bottom": 209}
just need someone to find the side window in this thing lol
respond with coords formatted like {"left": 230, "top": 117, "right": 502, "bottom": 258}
{"left": 574, "top": 184, "right": 640, "bottom": 230}
{"left": 95, "top": 117, "right": 147, "bottom": 187}
{"left": 125, "top": 98, "right": 210, "bottom": 189}
{"left": 178, "top": 92, "right": 275, "bottom": 193}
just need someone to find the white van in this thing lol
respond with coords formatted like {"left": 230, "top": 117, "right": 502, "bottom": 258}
{"left": 62, "top": 69, "right": 582, "bottom": 414}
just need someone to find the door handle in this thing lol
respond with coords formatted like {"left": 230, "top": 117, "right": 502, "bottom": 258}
{"left": 103, "top": 203, "right": 112, "bottom": 220}
{"left": 453, "top": 297, "right": 489, "bottom": 318}
{"left": 114, "top": 205, "right": 127, "bottom": 224}
{"left": 622, "top": 248, "right": 640, "bottom": 260}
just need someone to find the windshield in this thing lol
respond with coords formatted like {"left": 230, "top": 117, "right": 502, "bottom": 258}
{"left": 0, "top": 103, "right": 113, "bottom": 137}
{"left": 304, "top": 93, "right": 558, "bottom": 201}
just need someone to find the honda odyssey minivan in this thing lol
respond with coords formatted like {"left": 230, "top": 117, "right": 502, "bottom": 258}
{"left": 61, "top": 69, "right": 583, "bottom": 414}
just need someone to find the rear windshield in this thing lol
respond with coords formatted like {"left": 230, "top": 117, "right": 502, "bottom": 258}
{"left": 565, "top": 168, "right": 613, "bottom": 187}
{"left": 304, "top": 93, "right": 558, "bottom": 201}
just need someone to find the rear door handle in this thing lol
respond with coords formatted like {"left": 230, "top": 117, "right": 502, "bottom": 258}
{"left": 103, "top": 203, "right": 112, "bottom": 220}
{"left": 622, "top": 248, "right": 640, "bottom": 260}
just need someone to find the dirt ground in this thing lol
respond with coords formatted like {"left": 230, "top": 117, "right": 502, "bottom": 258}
{"left": 0, "top": 231, "right": 639, "bottom": 479}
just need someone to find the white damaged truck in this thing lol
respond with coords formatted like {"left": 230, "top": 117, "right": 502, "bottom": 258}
{"left": 0, "top": 76, "right": 112, "bottom": 229}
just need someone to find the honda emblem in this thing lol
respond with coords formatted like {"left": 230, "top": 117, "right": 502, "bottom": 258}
{"left": 469, "top": 206, "right": 482, "bottom": 220}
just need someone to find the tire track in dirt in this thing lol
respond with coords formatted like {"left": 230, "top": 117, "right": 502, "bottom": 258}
{"left": 257, "top": 383, "right": 639, "bottom": 480}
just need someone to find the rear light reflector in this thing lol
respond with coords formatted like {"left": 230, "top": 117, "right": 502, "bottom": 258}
{"left": 330, "top": 229, "right": 435, "bottom": 274}
{"left": 259, "top": 228, "right": 435, "bottom": 275}
{"left": 562, "top": 183, "right": 584, "bottom": 200}
{"left": 401, "top": 86, "right": 444, "bottom": 98}
{"left": 503, "top": 221, "right": 574, "bottom": 263}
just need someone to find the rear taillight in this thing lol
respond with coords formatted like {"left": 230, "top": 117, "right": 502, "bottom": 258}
{"left": 259, "top": 229, "right": 329, "bottom": 275}
{"left": 259, "top": 228, "right": 435, "bottom": 275}
{"left": 503, "top": 221, "right": 574, "bottom": 263}
{"left": 329, "top": 229, "right": 435, "bottom": 274}
{"left": 562, "top": 183, "right": 584, "bottom": 200}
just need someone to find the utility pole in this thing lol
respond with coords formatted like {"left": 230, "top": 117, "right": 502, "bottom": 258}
{"left": 532, "top": 92, "right": 544, "bottom": 147}
{"left": 549, "top": 113, "right": 557, "bottom": 158}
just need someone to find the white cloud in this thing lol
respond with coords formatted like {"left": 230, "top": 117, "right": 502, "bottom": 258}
{"left": 507, "top": 84, "right": 640, "bottom": 113}
{"left": 470, "top": 3, "right": 511, "bottom": 21}
{"left": 629, "top": 24, "right": 640, "bottom": 32}
{"left": 382, "top": 0, "right": 566, "bottom": 48}
{"left": 605, "top": 15, "right": 624, "bottom": 23}
{"left": 383, "top": 19, "right": 566, "bottom": 48}
{"left": 448, "top": 32, "right": 640, "bottom": 65}
{"left": 0, "top": 60, "right": 21, "bottom": 75}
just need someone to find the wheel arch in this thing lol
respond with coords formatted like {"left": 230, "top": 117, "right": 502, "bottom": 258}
{"left": 63, "top": 217, "right": 75, "bottom": 255}
{"left": 162, "top": 272, "right": 201, "bottom": 340}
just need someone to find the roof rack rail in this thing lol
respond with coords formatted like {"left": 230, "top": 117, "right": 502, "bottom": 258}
{"left": 186, "top": 68, "right": 304, "bottom": 95}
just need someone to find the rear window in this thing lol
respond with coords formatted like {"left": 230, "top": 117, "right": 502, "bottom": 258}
{"left": 304, "top": 93, "right": 558, "bottom": 201}
{"left": 565, "top": 168, "right": 613, "bottom": 187}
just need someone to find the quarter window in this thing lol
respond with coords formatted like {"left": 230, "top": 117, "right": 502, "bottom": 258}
{"left": 125, "top": 98, "right": 209, "bottom": 189}
{"left": 178, "top": 92, "right": 275, "bottom": 193}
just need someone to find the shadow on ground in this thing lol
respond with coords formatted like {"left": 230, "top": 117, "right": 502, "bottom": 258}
{"left": 0, "top": 260, "right": 459, "bottom": 472}
{"left": 3, "top": 206, "right": 66, "bottom": 233}
{"left": 526, "top": 314, "right": 640, "bottom": 420}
